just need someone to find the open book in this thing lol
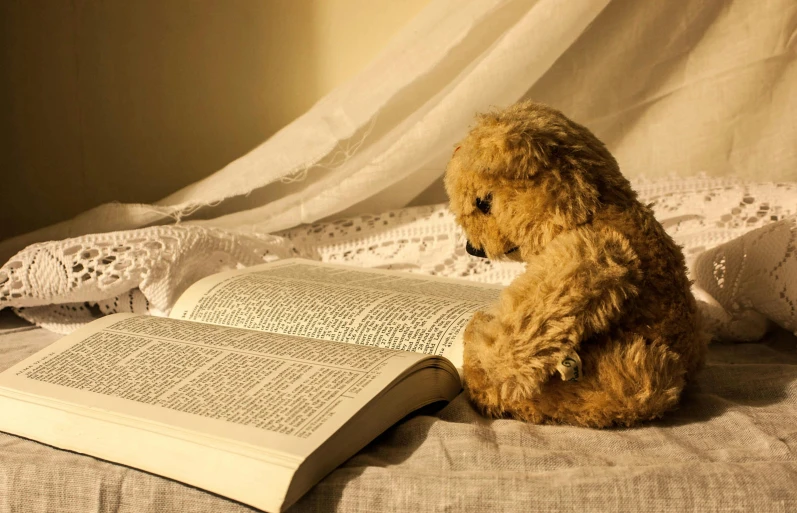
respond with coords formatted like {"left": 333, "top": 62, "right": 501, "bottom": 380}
{"left": 0, "top": 258, "right": 502, "bottom": 512}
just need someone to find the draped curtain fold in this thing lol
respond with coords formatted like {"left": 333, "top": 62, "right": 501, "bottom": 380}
{"left": 2, "top": 0, "right": 795, "bottom": 264}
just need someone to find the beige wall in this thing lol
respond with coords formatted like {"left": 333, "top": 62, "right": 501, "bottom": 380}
{"left": 0, "top": 0, "right": 431, "bottom": 241}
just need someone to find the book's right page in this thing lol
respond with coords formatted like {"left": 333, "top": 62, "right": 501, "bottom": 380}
{"left": 170, "top": 259, "right": 503, "bottom": 368}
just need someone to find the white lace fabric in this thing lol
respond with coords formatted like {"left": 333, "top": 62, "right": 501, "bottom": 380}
{"left": 1, "top": 176, "right": 796, "bottom": 342}
{"left": 0, "top": 227, "right": 300, "bottom": 333}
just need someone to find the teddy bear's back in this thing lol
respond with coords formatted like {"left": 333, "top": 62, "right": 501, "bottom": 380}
{"left": 593, "top": 201, "right": 707, "bottom": 376}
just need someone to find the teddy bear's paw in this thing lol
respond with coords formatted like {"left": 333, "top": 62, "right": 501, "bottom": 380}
{"left": 464, "top": 310, "right": 497, "bottom": 346}
{"left": 464, "top": 343, "right": 554, "bottom": 412}
{"left": 469, "top": 310, "right": 496, "bottom": 325}
{"left": 462, "top": 361, "right": 506, "bottom": 418}
{"left": 463, "top": 364, "right": 550, "bottom": 423}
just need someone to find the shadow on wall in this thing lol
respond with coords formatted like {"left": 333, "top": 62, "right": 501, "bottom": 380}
{"left": 0, "top": 0, "right": 430, "bottom": 242}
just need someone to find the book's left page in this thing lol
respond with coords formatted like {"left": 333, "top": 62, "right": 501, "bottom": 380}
{"left": 170, "top": 258, "right": 503, "bottom": 369}
{"left": 0, "top": 313, "right": 438, "bottom": 511}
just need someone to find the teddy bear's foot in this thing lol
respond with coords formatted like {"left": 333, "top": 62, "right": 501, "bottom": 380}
{"left": 537, "top": 336, "right": 686, "bottom": 427}
{"left": 465, "top": 335, "right": 687, "bottom": 428}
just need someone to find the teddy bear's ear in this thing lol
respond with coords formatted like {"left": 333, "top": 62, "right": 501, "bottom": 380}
{"left": 533, "top": 139, "right": 608, "bottom": 227}
{"left": 540, "top": 167, "right": 601, "bottom": 228}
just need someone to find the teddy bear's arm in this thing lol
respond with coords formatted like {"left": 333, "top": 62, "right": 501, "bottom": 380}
{"left": 512, "top": 226, "right": 641, "bottom": 336}
{"left": 464, "top": 227, "right": 641, "bottom": 401}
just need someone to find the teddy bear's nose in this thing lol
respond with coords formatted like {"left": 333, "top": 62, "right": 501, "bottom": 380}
{"left": 466, "top": 241, "right": 487, "bottom": 258}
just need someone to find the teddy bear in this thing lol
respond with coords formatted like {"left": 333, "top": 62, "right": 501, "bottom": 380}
{"left": 444, "top": 101, "right": 709, "bottom": 428}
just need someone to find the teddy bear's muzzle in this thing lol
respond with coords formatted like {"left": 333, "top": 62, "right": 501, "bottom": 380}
{"left": 466, "top": 241, "right": 487, "bottom": 258}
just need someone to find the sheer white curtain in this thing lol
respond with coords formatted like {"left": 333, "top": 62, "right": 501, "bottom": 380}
{"left": 2, "top": 0, "right": 795, "bottom": 264}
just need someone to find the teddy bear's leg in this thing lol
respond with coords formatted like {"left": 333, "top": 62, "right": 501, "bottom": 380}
{"left": 465, "top": 322, "right": 686, "bottom": 428}
{"left": 529, "top": 334, "right": 687, "bottom": 427}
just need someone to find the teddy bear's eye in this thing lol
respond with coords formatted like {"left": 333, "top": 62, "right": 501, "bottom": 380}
{"left": 475, "top": 194, "right": 492, "bottom": 214}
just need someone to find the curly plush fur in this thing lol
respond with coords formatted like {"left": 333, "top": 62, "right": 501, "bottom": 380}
{"left": 445, "top": 101, "right": 708, "bottom": 428}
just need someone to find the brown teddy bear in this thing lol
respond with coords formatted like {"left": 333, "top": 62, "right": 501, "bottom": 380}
{"left": 444, "top": 101, "right": 708, "bottom": 428}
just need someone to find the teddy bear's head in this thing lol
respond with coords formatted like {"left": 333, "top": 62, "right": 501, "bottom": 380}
{"left": 444, "top": 101, "right": 634, "bottom": 261}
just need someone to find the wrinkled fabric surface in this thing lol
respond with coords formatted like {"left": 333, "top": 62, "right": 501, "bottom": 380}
{"left": 1, "top": 313, "right": 796, "bottom": 512}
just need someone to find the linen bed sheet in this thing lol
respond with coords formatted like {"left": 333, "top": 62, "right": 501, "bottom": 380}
{"left": 1, "top": 311, "right": 796, "bottom": 512}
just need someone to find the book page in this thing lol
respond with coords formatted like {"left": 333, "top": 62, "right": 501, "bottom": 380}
{"left": 0, "top": 313, "right": 433, "bottom": 459}
{"left": 171, "top": 259, "right": 503, "bottom": 368}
